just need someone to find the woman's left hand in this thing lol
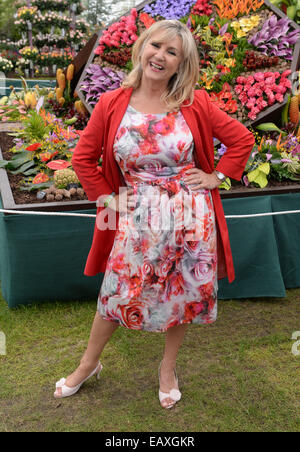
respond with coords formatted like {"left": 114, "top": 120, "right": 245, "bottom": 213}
{"left": 183, "top": 168, "right": 222, "bottom": 190}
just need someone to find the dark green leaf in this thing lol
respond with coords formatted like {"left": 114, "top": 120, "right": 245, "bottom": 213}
{"left": 9, "top": 160, "right": 35, "bottom": 174}
{"left": 23, "top": 167, "right": 39, "bottom": 176}
{"left": 19, "top": 181, "right": 52, "bottom": 192}
{"left": 0, "top": 159, "right": 9, "bottom": 168}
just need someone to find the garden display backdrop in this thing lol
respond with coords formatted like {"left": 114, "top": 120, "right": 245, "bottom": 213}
{"left": 0, "top": 0, "right": 300, "bottom": 199}
{"left": 74, "top": 0, "right": 300, "bottom": 192}
{"left": 7, "top": 0, "right": 89, "bottom": 77}
{"left": 1, "top": 0, "right": 300, "bottom": 307}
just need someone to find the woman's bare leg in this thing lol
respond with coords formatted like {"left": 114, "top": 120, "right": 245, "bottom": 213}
{"left": 159, "top": 323, "right": 188, "bottom": 408}
{"left": 54, "top": 312, "right": 118, "bottom": 397}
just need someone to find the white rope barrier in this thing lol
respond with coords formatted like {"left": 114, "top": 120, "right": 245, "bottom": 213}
{"left": 0, "top": 209, "right": 97, "bottom": 218}
{"left": 225, "top": 209, "right": 300, "bottom": 219}
{"left": 0, "top": 208, "right": 300, "bottom": 219}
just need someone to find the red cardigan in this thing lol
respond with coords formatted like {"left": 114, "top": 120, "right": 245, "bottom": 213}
{"left": 72, "top": 87, "right": 255, "bottom": 283}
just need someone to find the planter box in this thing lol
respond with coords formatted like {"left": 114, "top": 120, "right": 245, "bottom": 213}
{"left": 0, "top": 147, "right": 96, "bottom": 213}
{"left": 219, "top": 182, "right": 300, "bottom": 198}
{"left": 0, "top": 134, "right": 103, "bottom": 308}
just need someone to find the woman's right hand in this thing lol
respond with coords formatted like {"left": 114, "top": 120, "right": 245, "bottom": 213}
{"left": 103, "top": 188, "right": 136, "bottom": 213}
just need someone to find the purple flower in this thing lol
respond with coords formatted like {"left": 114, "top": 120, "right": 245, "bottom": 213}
{"left": 143, "top": 0, "right": 195, "bottom": 20}
{"left": 80, "top": 64, "right": 126, "bottom": 107}
{"left": 219, "top": 23, "right": 228, "bottom": 36}
{"left": 248, "top": 14, "right": 300, "bottom": 61}
{"left": 218, "top": 143, "right": 227, "bottom": 156}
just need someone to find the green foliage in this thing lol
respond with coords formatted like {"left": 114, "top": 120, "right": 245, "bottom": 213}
{"left": 16, "top": 111, "right": 51, "bottom": 142}
{"left": 0, "top": 0, "right": 18, "bottom": 40}
{"left": 190, "top": 14, "right": 210, "bottom": 28}
{"left": 211, "top": 38, "right": 253, "bottom": 93}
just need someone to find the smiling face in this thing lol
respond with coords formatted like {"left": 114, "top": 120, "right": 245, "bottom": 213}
{"left": 139, "top": 30, "right": 183, "bottom": 88}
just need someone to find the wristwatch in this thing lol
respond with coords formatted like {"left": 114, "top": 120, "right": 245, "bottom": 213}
{"left": 214, "top": 171, "right": 226, "bottom": 182}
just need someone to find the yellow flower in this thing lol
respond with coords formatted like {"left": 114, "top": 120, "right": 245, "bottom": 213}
{"left": 237, "top": 30, "right": 246, "bottom": 38}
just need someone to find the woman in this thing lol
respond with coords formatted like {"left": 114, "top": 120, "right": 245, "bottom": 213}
{"left": 54, "top": 19, "right": 255, "bottom": 408}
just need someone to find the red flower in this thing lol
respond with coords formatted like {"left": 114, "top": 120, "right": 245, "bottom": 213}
{"left": 184, "top": 301, "right": 206, "bottom": 322}
{"left": 39, "top": 151, "right": 59, "bottom": 162}
{"left": 46, "top": 160, "right": 71, "bottom": 170}
{"left": 32, "top": 172, "right": 50, "bottom": 184}
{"left": 26, "top": 143, "right": 41, "bottom": 152}
{"left": 118, "top": 300, "right": 145, "bottom": 330}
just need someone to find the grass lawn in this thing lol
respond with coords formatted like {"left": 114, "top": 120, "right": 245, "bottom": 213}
{"left": 0, "top": 285, "right": 300, "bottom": 432}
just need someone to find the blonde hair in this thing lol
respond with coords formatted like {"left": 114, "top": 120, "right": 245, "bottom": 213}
{"left": 121, "top": 20, "right": 199, "bottom": 111}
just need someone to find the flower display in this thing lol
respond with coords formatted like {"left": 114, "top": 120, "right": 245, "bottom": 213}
{"left": 80, "top": 65, "right": 126, "bottom": 107}
{"left": 37, "top": 48, "right": 74, "bottom": 67}
{"left": 209, "top": 83, "right": 238, "bottom": 113}
{"left": 0, "top": 106, "right": 81, "bottom": 192}
{"left": 213, "top": 0, "right": 264, "bottom": 20}
{"left": 19, "top": 46, "right": 39, "bottom": 61}
{"left": 143, "top": 0, "right": 196, "bottom": 19}
{"left": 0, "top": 56, "right": 14, "bottom": 73}
{"left": 191, "top": 0, "right": 213, "bottom": 16}
{"left": 235, "top": 70, "right": 292, "bottom": 120}
{"left": 231, "top": 15, "right": 261, "bottom": 38}
{"left": 94, "top": 9, "right": 138, "bottom": 55}
{"left": 16, "top": 5, "right": 38, "bottom": 20}
{"left": 244, "top": 133, "right": 300, "bottom": 187}
{"left": 13, "top": 0, "right": 88, "bottom": 78}
{"left": 83, "top": 0, "right": 299, "bottom": 132}
{"left": 4, "top": 0, "right": 300, "bottom": 196}
{"left": 248, "top": 15, "right": 300, "bottom": 60}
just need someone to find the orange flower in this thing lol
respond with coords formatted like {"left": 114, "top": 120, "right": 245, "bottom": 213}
{"left": 139, "top": 12, "right": 155, "bottom": 28}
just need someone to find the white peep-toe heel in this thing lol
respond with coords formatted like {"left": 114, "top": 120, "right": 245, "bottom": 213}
{"left": 54, "top": 362, "right": 103, "bottom": 399}
{"left": 158, "top": 361, "right": 181, "bottom": 409}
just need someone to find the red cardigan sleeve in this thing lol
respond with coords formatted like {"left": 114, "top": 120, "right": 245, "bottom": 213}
{"left": 71, "top": 95, "right": 114, "bottom": 201}
{"left": 203, "top": 91, "right": 255, "bottom": 180}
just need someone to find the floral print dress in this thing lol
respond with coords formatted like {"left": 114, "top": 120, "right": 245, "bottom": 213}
{"left": 97, "top": 104, "right": 218, "bottom": 332}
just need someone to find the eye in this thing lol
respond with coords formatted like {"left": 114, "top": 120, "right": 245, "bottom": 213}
{"left": 151, "top": 42, "right": 159, "bottom": 48}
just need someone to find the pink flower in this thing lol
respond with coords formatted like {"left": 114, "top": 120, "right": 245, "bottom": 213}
{"left": 281, "top": 70, "right": 291, "bottom": 78}
{"left": 275, "top": 93, "right": 284, "bottom": 102}
{"left": 254, "top": 73, "right": 265, "bottom": 82}
{"left": 248, "top": 110, "right": 257, "bottom": 120}
{"left": 236, "top": 76, "right": 246, "bottom": 84}
{"left": 265, "top": 76, "right": 275, "bottom": 85}
{"left": 247, "top": 87, "right": 256, "bottom": 97}
{"left": 275, "top": 84, "right": 286, "bottom": 94}
{"left": 268, "top": 95, "right": 276, "bottom": 106}
{"left": 280, "top": 78, "right": 292, "bottom": 89}
{"left": 238, "top": 92, "right": 248, "bottom": 104}
{"left": 254, "top": 87, "right": 263, "bottom": 97}
{"left": 234, "top": 85, "right": 243, "bottom": 94}
{"left": 246, "top": 98, "right": 256, "bottom": 109}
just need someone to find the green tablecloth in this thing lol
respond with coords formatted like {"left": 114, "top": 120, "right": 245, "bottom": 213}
{"left": 218, "top": 193, "right": 300, "bottom": 299}
{"left": 0, "top": 199, "right": 103, "bottom": 308}
{"left": 0, "top": 193, "right": 299, "bottom": 307}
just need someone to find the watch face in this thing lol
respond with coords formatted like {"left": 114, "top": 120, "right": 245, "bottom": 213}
{"left": 217, "top": 172, "right": 225, "bottom": 181}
